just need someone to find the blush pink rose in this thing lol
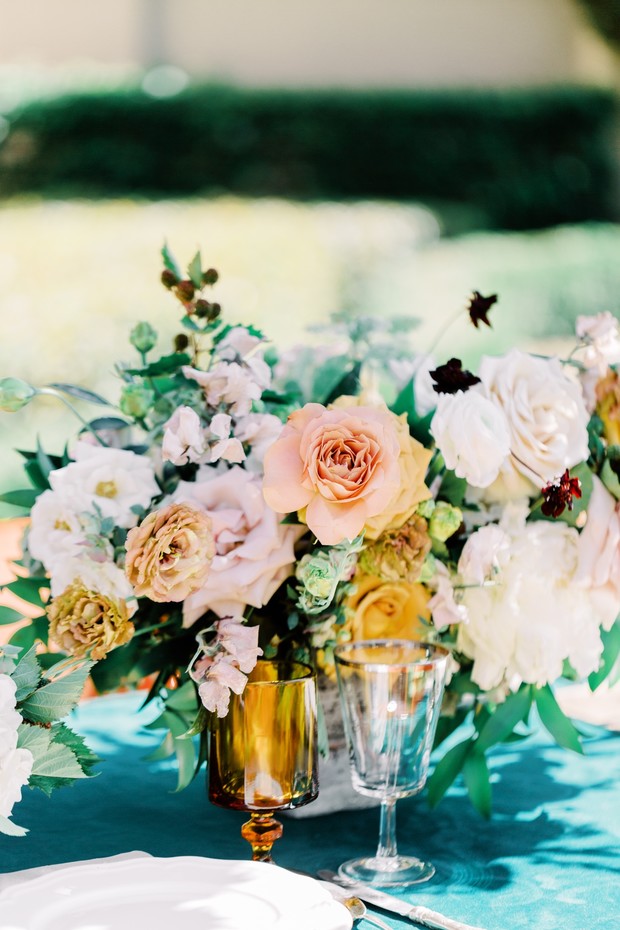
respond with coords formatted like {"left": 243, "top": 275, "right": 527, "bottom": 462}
{"left": 576, "top": 475, "right": 620, "bottom": 630}
{"left": 175, "top": 466, "right": 303, "bottom": 625}
{"left": 262, "top": 402, "right": 402, "bottom": 545}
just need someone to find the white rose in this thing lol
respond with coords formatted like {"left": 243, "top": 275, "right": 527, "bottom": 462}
{"left": 480, "top": 349, "right": 589, "bottom": 501}
{"left": 430, "top": 387, "right": 511, "bottom": 488}
{"left": 162, "top": 406, "right": 207, "bottom": 466}
{"left": 576, "top": 475, "right": 620, "bottom": 631}
{"left": 0, "top": 746, "right": 34, "bottom": 819}
{"left": 457, "top": 521, "right": 606, "bottom": 691}
{"left": 50, "top": 441, "right": 160, "bottom": 528}
{"left": 28, "top": 489, "right": 89, "bottom": 572}
{"left": 50, "top": 554, "right": 137, "bottom": 615}
{"left": 174, "top": 466, "right": 304, "bottom": 624}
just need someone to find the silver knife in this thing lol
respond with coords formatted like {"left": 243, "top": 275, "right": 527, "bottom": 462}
{"left": 317, "top": 870, "right": 488, "bottom": 930}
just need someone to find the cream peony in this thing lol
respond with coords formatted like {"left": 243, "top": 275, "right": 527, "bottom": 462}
{"left": 480, "top": 349, "right": 590, "bottom": 500}
{"left": 263, "top": 402, "right": 428, "bottom": 545}
{"left": 0, "top": 676, "right": 21, "bottom": 758}
{"left": 457, "top": 519, "right": 607, "bottom": 691}
{"left": 176, "top": 467, "right": 304, "bottom": 624}
{"left": 0, "top": 674, "right": 34, "bottom": 821}
{"left": 49, "top": 441, "right": 160, "bottom": 528}
{"left": 125, "top": 503, "right": 215, "bottom": 603}
{"left": 431, "top": 388, "right": 511, "bottom": 488}
{"left": 576, "top": 476, "right": 620, "bottom": 631}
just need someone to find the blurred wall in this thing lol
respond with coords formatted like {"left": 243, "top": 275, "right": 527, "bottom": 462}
{"left": 0, "top": 0, "right": 617, "bottom": 88}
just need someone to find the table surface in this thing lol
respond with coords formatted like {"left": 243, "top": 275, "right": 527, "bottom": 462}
{"left": 1, "top": 692, "right": 618, "bottom": 930}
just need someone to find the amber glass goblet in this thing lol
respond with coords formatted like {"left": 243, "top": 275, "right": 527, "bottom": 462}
{"left": 208, "top": 659, "right": 318, "bottom": 862}
{"left": 334, "top": 639, "right": 449, "bottom": 887}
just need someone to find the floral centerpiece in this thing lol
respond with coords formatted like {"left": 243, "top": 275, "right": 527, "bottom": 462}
{"left": 1, "top": 247, "right": 619, "bottom": 818}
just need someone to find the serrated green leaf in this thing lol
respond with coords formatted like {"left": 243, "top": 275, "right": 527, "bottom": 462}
{"left": 11, "top": 644, "right": 42, "bottom": 700}
{"left": 5, "top": 576, "right": 48, "bottom": 607}
{"left": 463, "top": 752, "right": 492, "bottom": 819}
{"left": 32, "top": 741, "right": 88, "bottom": 780}
{"left": 47, "top": 383, "right": 111, "bottom": 406}
{"left": 426, "top": 737, "right": 473, "bottom": 807}
{"left": 0, "top": 488, "right": 42, "bottom": 509}
{"left": 589, "top": 621, "right": 620, "bottom": 691}
{"left": 51, "top": 723, "right": 100, "bottom": 774}
{"left": 535, "top": 685, "right": 583, "bottom": 754}
{"left": 161, "top": 241, "right": 181, "bottom": 279}
{"left": 187, "top": 251, "right": 203, "bottom": 288}
{"left": 0, "top": 605, "right": 25, "bottom": 625}
{"left": 28, "top": 775, "right": 61, "bottom": 797}
{"left": 19, "top": 662, "right": 93, "bottom": 724}
{"left": 0, "top": 813, "right": 28, "bottom": 836}
{"left": 475, "top": 686, "right": 532, "bottom": 753}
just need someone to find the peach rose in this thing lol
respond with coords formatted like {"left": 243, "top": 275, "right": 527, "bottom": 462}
{"left": 125, "top": 503, "right": 215, "bottom": 603}
{"left": 345, "top": 573, "right": 431, "bottom": 641}
{"left": 263, "top": 402, "right": 428, "bottom": 545}
{"left": 174, "top": 467, "right": 304, "bottom": 624}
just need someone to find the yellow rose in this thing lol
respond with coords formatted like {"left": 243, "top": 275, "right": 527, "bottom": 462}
{"left": 125, "top": 502, "right": 215, "bottom": 603}
{"left": 345, "top": 573, "right": 431, "bottom": 641}
{"left": 48, "top": 584, "right": 134, "bottom": 660}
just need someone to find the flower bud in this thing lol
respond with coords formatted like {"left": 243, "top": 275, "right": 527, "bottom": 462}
{"left": 0, "top": 377, "right": 36, "bottom": 413}
{"left": 194, "top": 299, "right": 211, "bottom": 319}
{"left": 130, "top": 321, "right": 158, "bottom": 354}
{"left": 119, "top": 383, "right": 155, "bottom": 419}
{"left": 174, "top": 333, "right": 190, "bottom": 352}
{"left": 428, "top": 501, "right": 462, "bottom": 542}
{"left": 175, "top": 280, "right": 195, "bottom": 303}
{"left": 161, "top": 269, "right": 179, "bottom": 289}
{"left": 202, "top": 268, "right": 219, "bottom": 286}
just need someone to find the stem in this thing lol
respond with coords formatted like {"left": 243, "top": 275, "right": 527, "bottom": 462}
{"left": 376, "top": 798, "right": 398, "bottom": 860}
{"left": 426, "top": 307, "right": 463, "bottom": 357}
{"left": 37, "top": 388, "right": 108, "bottom": 446}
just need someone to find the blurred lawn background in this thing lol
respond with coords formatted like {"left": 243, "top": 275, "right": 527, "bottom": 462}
{"left": 2, "top": 0, "right": 620, "bottom": 513}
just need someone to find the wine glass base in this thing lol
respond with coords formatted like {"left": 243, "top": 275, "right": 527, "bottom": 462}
{"left": 339, "top": 854, "right": 435, "bottom": 888}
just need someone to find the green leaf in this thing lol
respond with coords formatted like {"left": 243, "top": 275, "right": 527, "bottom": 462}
{"left": 426, "top": 737, "right": 473, "bottom": 807}
{"left": 5, "top": 576, "right": 49, "bottom": 607}
{"left": 145, "top": 709, "right": 197, "bottom": 792}
{"left": 589, "top": 621, "right": 620, "bottom": 690}
{"left": 438, "top": 470, "right": 467, "bottom": 507}
{"left": 187, "top": 251, "right": 203, "bottom": 288}
{"left": 560, "top": 462, "right": 594, "bottom": 527}
{"left": 88, "top": 416, "right": 131, "bottom": 432}
{"left": 8, "top": 616, "right": 49, "bottom": 651}
{"left": 19, "top": 661, "right": 93, "bottom": 725}
{"left": 0, "top": 605, "right": 25, "bottom": 625}
{"left": 11, "top": 644, "right": 42, "bottom": 700}
{"left": 47, "top": 383, "right": 111, "bottom": 406}
{"left": 182, "top": 704, "right": 209, "bottom": 739}
{"left": 164, "top": 680, "right": 199, "bottom": 715}
{"left": 600, "top": 458, "right": 620, "bottom": 501}
{"left": 0, "top": 488, "right": 42, "bottom": 509}
{"left": 391, "top": 377, "right": 435, "bottom": 444}
{"left": 29, "top": 739, "right": 88, "bottom": 780}
{"left": 463, "top": 752, "right": 492, "bottom": 819}
{"left": 52, "top": 723, "right": 100, "bottom": 774}
{"left": 125, "top": 353, "right": 191, "bottom": 378}
{"left": 475, "top": 686, "right": 532, "bottom": 753}
{"left": 36, "top": 437, "right": 56, "bottom": 485}
{"left": 144, "top": 729, "right": 176, "bottom": 762}
{"left": 0, "top": 813, "right": 28, "bottom": 836}
{"left": 161, "top": 241, "right": 181, "bottom": 279}
{"left": 535, "top": 685, "right": 583, "bottom": 754}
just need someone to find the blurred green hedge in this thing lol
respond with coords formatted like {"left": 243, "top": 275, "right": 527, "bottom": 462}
{"left": 0, "top": 84, "right": 617, "bottom": 229}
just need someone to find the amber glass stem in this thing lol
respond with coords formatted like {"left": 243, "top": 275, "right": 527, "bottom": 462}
{"left": 240, "top": 812, "right": 284, "bottom": 862}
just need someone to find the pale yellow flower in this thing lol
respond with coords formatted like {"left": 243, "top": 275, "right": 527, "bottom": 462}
{"left": 345, "top": 573, "right": 431, "bottom": 642}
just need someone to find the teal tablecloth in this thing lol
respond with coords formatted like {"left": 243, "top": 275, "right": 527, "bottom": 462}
{"left": 1, "top": 693, "right": 618, "bottom": 930}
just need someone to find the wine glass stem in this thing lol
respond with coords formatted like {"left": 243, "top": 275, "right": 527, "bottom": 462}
{"left": 241, "top": 812, "right": 284, "bottom": 862}
{"left": 376, "top": 798, "right": 398, "bottom": 860}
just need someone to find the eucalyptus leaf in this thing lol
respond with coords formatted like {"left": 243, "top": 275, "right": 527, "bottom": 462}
{"left": 426, "top": 737, "right": 473, "bottom": 807}
{"left": 588, "top": 621, "right": 620, "bottom": 691}
{"left": 463, "top": 752, "right": 492, "bottom": 819}
{"left": 535, "top": 685, "right": 583, "bottom": 754}
{"left": 47, "top": 383, "right": 111, "bottom": 406}
{"left": 475, "top": 686, "right": 532, "bottom": 753}
{"left": 0, "top": 605, "right": 25, "bottom": 625}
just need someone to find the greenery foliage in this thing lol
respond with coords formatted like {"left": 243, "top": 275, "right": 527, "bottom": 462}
{"left": 0, "top": 84, "right": 617, "bottom": 230}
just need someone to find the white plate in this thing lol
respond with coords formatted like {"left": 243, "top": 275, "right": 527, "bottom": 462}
{"left": 0, "top": 856, "right": 352, "bottom": 930}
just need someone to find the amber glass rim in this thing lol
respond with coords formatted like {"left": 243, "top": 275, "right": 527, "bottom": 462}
{"left": 247, "top": 658, "right": 315, "bottom": 685}
{"left": 333, "top": 639, "right": 449, "bottom": 672}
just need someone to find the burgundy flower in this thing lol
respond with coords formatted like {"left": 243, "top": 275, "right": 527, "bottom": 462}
{"left": 430, "top": 358, "right": 481, "bottom": 395}
{"left": 541, "top": 469, "right": 582, "bottom": 518}
{"left": 467, "top": 291, "right": 497, "bottom": 329}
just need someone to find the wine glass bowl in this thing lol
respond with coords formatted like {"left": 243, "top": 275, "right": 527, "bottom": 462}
{"left": 208, "top": 658, "right": 318, "bottom": 862}
{"left": 334, "top": 640, "right": 449, "bottom": 887}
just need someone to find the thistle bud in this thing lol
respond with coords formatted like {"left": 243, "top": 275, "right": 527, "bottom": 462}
{"left": 173, "top": 333, "right": 190, "bottom": 352}
{"left": 175, "top": 279, "right": 195, "bottom": 303}
{"left": 119, "top": 383, "right": 155, "bottom": 419}
{"left": 161, "top": 269, "right": 178, "bottom": 289}
{"left": 0, "top": 377, "right": 36, "bottom": 413}
{"left": 202, "top": 268, "right": 219, "bottom": 286}
{"left": 130, "top": 321, "right": 158, "bottom": 354}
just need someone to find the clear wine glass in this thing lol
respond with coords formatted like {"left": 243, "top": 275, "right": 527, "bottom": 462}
{"left": 334, "top": 639, "right": 449, "bottom": 887}
{"left": 208, "top": 658, "right": 318, "bottom": 862}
